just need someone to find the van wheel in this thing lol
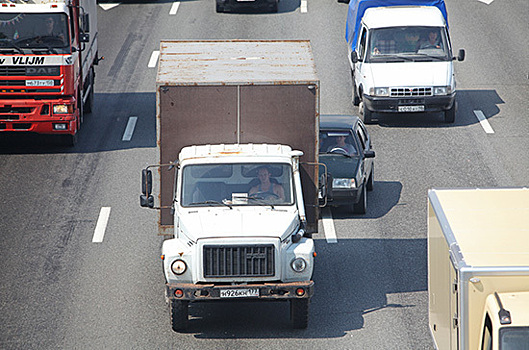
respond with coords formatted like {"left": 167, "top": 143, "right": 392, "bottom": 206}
{"left": 352, "top": 70, "right": 360, "bottom": 106}
{"left": 444, "top": 102, "right": 456, "bottom": 123}
{"left": 359, "top": 101, "right": 374, "bottom": 124}
{"left": 353, "top": 185, "right": 367, "bottom": 214}
{"left": 291, "top": 299, "right": 309, "bottom": 329}
{"left": 170, "top": 300, "right": 189, "bottom": 332}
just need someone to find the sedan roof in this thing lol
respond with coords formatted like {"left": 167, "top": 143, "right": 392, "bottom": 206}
{"left": 320, "top": 115, "right": 360, "bottom": 130}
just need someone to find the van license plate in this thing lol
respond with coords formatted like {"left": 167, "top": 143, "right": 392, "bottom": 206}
{"left": 220, "top": 288, "right": 259, "bottom": 298}
{"left": 398, "top": 105, "right": 424, "bottom": 112}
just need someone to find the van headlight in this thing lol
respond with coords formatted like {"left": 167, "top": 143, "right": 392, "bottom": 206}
{"left": 333, "top": 178, "right": 356, "bottom": 189}
{"left": 171, "top": 260, "right": 187, "bottom": 275}
{"left": 369, "top": 87, "right": 389, "bottom": 97}
{"left": 291, "top": 258, "right": 307, "bottom": 273}
{"left": 433, "top": 86, "right": 451, "bottom": 95}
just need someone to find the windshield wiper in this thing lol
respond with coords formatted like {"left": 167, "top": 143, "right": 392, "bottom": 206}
{"left": 412, "top": 53, "right": 446, "bottom": 61}
{"left": 188, "top": 200, "right": 232, "bottom": 209}
{"left": 247, "top": 197, "right": 276, "bottom": 209}
{"left": 0, "top": 40, "right": 25, "bottom": 54}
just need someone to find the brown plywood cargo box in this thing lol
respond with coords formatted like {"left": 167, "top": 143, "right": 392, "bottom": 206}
{"left": 156, "top": 40, "right": 320, "bottom": 234}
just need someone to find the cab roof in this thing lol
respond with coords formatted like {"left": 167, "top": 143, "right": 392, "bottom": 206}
{"left": 179, "top": 144, "right": 295, "bottom": 162}
{"left": 362, "top": 6, "right": 446, "bottom": 29}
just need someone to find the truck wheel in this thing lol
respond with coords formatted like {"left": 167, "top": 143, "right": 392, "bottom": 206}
{"left": 352, "top": 70, "right": 360, "bottom": 106}
{"left": 444, "top": 102, "right": 456, "bottom": 123}
{"left": 61, "top": 133, "right": 78, "bottom": 147}
{"left": 170, "top": 300, "right": 189, "bottom": 332}
{"left": 366, "top": 166, "right": 374, "bottom": 191}
{"left": 83, "top": 69, "right": 95, "bottom": 114}
{"left": 290, "top": 299, "right": 309, "bottom": 329}
{"left": 353, "top": 185, "right": 367, "bottom": 214}
{"left": 359, "top": 101, "right": 374, "bottom": 124}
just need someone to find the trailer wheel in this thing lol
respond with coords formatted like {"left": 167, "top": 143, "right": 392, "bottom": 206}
{"left": 170, "top": 299, "right": 189, "bottom": 332}
{"left": 353, "top": 185, "right": 367, "bottom": 214}
{"left": 290, "top": 299, "right": 309, "bottom": 329}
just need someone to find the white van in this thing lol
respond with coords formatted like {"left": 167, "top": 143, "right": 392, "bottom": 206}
{"left": 346, "top": 0, "right": 465, "bottom": 124}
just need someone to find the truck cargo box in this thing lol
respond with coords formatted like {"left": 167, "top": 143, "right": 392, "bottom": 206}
{"left": 155, "top": 40, "right": 320, "bottom": 234}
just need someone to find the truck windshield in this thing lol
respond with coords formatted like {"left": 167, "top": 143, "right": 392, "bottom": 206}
{"left": 366, "top": 26, "right": 450, "bottom": 62}
{"left": 181, "top": 163, "right": 294, "bottom": 207}
{"left": 499, "top": 327, "right": 529, "bottom": 350}
{"left": 0, "top": 13, "right": 71, "bottom": 54}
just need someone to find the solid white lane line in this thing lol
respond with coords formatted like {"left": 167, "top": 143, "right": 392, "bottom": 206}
{"left": 93, "top": 207, "right": 111, "bottom": 243}
{"left": 300, "top": 0, "right": 307, "bottom": 13}
{"left": 321, "top": 207, "right": 337, "bottom": 243}
{"left": 473, "top": 110, "right": 494, "bottom": 134}
{"left": 122, "top": 116, "right": 138, "bottom": 141}
{"left": 148, "top": 50, "right": 160, "bottom": 68}
{"left": 170, "top": 1, "right": 180, "bottom": 15}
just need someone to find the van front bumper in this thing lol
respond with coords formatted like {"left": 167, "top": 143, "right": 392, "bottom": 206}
{"left": 363, "top": 93, "right": 455, "bottom": 113}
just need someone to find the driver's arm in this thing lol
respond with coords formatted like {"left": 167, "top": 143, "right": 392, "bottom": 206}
{"left": 274, "top": 184, "right": 285, "bottom": 200}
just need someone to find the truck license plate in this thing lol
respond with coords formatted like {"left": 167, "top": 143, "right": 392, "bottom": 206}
{"left": 26, "top": 80, "right": 54, "bottom": 87}
{"left": 220, "top": 288, "right": 259, "bottom": 298}
{"left": 398, "top": 105, "right": 424, "bottom": 112}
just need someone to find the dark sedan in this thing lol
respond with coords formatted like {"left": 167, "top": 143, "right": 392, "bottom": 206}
{"left": 319, "top": 115, "right": 375, "bottom": 214}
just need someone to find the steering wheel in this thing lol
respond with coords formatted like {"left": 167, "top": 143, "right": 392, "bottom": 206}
{"left": 329, "top": 147, "right": 349, "bottom": 155}
{"left": 249, "top": 191, "right": 279, "bottom": 200}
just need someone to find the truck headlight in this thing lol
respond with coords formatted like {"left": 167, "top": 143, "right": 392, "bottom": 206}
{"left": 171, "top": 260, "right": 187, "bottom": 275}
{"left": 433, "top": 86, "right": 451, "bottom": 95}
{"left": 53, "top": 104, "right": 74, "bottom": 114}
{"left": 291, "top": 258, "right": 307, "bottom": 273}
{"left": 333, "top": 178, "right": 356, "bottom": 189}
{"left": 369, "top": 87, "right": 389, "bottom": 97}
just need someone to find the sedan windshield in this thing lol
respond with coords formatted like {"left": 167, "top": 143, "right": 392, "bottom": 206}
{"left": 0, "top": 13, "right": 71, "bottom": 54}
{"left": 181, "top": 163, "right": 293, "bottom": 207}
{"left": 366, "top": 26, "right": 450, "bottom": 62}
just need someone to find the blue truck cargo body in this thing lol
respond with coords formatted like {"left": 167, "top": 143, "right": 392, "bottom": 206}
{"left": 346, "top": 0, "right": 448, "bottom": 50}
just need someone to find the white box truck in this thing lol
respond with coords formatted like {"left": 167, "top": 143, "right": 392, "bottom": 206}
{"left": 428, "top": 188, "right": 529, "bottom": 350}
{"left": 140, "top": 40, "right": 321, "bottom": 331}
{"left": 346, "top": 0, "right": 465, "bottom": 124}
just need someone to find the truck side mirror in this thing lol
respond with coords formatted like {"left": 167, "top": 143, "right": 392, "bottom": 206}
{"left": 351, "top": 51, "right": 359, "bottom": 64}
{"left": 142, "top": 169, "right": 152, "bottom": 195}
{"left": 140, "top": 194, "right": 154, "bottom": 208}
{"left": 81, "top": 13, "right": 90, "bottom": 33}
{"left": 80, "top": 33, "right": 90, "bottom": 43}
{"left": 456, "top": 49, "right": 465, "bottom": 62}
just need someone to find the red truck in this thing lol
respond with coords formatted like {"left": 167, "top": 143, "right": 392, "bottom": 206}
{"left": 0, "top": 0, "right": 100, "bottom": 145}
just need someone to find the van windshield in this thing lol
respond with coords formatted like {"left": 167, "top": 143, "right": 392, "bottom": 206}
{"left": 181, "top": 163, "right": 294, "bottom": 207}
{"left": 0, "top": 13, "right": 71, "bottom": 54}
{"left": 366, "top": 26, "right": 450, "bottom": 62}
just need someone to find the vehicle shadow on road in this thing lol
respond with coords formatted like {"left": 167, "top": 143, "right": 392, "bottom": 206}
{"left": 373, "top": 89, "right": 503, "bottom": 128}
{"left": 185, "top": 237, "right": 426, "bottom": 339}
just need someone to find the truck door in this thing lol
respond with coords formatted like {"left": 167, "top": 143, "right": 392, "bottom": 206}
{"left": 354, "top": 27, "right": 368, "bottom": 94}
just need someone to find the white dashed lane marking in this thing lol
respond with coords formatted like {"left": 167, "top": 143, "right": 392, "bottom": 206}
{"left": 148, "top": 50, "right": 160, "bottom": 68}
{"left": 321, "top": 207, "right": 337, "bottom": 243}
{"left": 473, "top": 110, "right": 494, "bottom": 134}
{"left": 93, "top": 207, "right": 111, "bottom": 243}
{"left": 170, "top": 1, "right": 180, "bottom": 15}
{"left": 122, "top": 116, "right": 138, "bottom": 141}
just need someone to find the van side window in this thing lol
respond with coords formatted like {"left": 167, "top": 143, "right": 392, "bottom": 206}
{"left": 481, "top": 314, "right": 493, "bottom": 350}
{"left": 358, "top": 28, "right": 367, "bottom": 61}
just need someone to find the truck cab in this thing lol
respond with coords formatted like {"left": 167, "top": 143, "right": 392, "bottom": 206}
{"left": 480, "top": 292, "right": 529, "bottom": 350}
{"left": 346, "top": 0, "right": 465, "bottom": 124}
{"left": 142, "top": 144, "right": 315, "bottom": 331}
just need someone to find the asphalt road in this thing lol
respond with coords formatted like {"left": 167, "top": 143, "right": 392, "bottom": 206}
{"left": 1, "top": 0, "right": 528, "bottom": 348}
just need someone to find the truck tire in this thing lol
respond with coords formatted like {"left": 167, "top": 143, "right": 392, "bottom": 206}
{"left": 353, "top": 185, "right": 367, "bottom": 214}
{"left": 352, "top": 70, "right": 360, "bottom": 106}
{"left": 83, "top": 68, "right": 95, "bottom": 114}
{"left": 61, "top": 133, "right": 78, "bottom": 147}
{"left": 170, "top": 300, "right": 189, "bottom": 332}
{"left": 359, "top": 100, "right": 374, "bottom": 124}
{"left": 444, "top": 102, "right": 456, "bottom": 123}
{"left": 290, "top": 299, "right": 309, "bottom": 329}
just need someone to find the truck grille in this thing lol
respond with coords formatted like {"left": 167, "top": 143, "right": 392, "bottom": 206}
{"left": 0, "top": 66, "right": 60, "bottom": 77}
{"left": 391, "top": 87, "right": 432, "bottom": 97}
{"left": 203, "top": 245, "right": 275, "bottom": 278}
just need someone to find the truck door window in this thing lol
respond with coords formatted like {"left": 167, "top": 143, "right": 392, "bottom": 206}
{"left": 481, "top": 314, "right": 493, "bottom": 350}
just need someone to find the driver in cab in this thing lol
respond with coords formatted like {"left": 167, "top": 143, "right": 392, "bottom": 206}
{"left": 327, "top": 135, "right": 356, "bottom": 156}
{"left": 249, "top": 166, "right": 285, "bottom": 201}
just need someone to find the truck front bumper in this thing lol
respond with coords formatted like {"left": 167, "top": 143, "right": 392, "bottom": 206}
{"left": 166, "top": 281, "right": 314, "bottom": 301}
{"left": 363, "top": 93, "right": 455, "bottom": 113}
